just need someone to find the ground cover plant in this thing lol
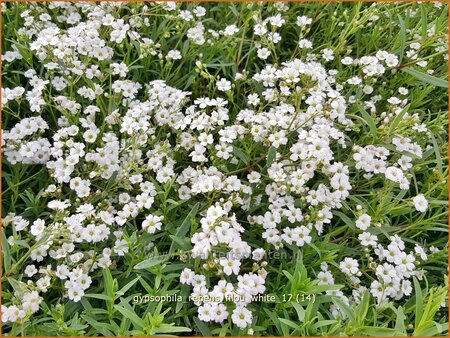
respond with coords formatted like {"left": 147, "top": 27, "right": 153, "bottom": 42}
{"left": 1, "top": 1, "right": 449, "bottom": 336}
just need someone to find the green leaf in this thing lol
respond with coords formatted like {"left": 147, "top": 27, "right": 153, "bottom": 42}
{"left": 356, "top": 290, "right": 370, "bottom": 325}
{"left": 414, "top": 285, "right": 448, "bottom": 336}
{"left": 310, "top": 284, "right": 343, "bottom": 293}
{"left": 332, "top": 210, "right": 355, "bottom": 230}
{"left": 311, "top": 320, "right": 339, "bottom": 331}
{"left": 114, "top": 305, "right": 146, "bottom": 330}
{"left": 332, "top": 296, "right": 355, "bottom": 323}
{"left": 169, "top": 202, "right": 199, "bottom": 253}
{"left": 193, "top": 317, "right": 212, "bottom": 335}
{"left": 133, "top": 255, "right": 168, "bottom": 270}
{"left": 264, "top": 308, "right": 284, "bottom": 334}
{"left": 80, "top": 315, "right": 114, "bottom": 336}
{"left": 102, "top": 268, "right": 114, "bottom": 298}
{"left": 2, "top": 231, "right": 12, "bottom": 273}
{"left": 278, "top": 318, "right": 299, "bottom": 330}
{"left": 84, "top": 293, "right": 111, "bottom": 301}
{"left": 397, "top": 14, "right": 407, "bottom": 63}
{"left": 205, "top": 62, "right": 235, "bottom": 68}
{"left": 388, "top": 104, "right": 410, "bottom": 135}
{"left": 292, "top": 303, "right": 305, "bottom": 322}
{"left": 175, "top": 284, "right": 190, "bottom": 313}
{"left": 233, "top": 146, "right": 248, "bottom": 164}
{"left": 266, "top": 146, "right": 277, "bottom": 167}
{"left": 155, "top": 324, "right": 191, "bottom": 334}
{"left": 357, "top": 326, "right": 402, "bottom": 336}
{"left": 414, "top": 277, "right": 424, "bottom": 328}
{"left": 402, "top": 68, "right": 448, "bottom": 88}
{"left": 415, "top": 322, "right": 448, "bottom": 336}
{"left": 394, "top": 306, "right": 407, "bottom": 334}
{"left": 429, "top": 133, "right": 443, "bottom": 174}
{"left": 219, "top": 323, "right": 230, "bottom": 336}
{"left": 117, "top": 276, "right": 141, "bottom": 296}
{"left": 357, "top": 104, "right": 378, "bottom": 140}
{"left": 105, "top": 171, "right": 119, "bottom": 190}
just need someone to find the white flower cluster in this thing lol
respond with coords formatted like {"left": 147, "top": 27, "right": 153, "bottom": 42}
{"left": 324, "top": 231, "right": 430, "bottom": 315}
{"left": 1, "top": 1, "right": 444, "bottom": 331}
{"left": 2, "top": 116, "right": 50, "bottom": 164}
{"left": 236, "top": 59, "right": 355, "bottom": 247}
{"left": 1, "top": 291, "right": 42, "bottom": 323}
{"left": 181, "top": 203, "right": 267, "bottom": 328}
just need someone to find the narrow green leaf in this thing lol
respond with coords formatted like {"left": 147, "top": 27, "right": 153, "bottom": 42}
{"left": 278, "top": 318, "right": 299, "bottom": 330}
{"left": 155, "top": 323, "right": 191, "bottom": 334}
{"left": 332, "top": 210, "right": 355, "bottom": 230}
{"left": 332, "top": 296, "right": 355, "bottom": 323}
{"left": 169, "top": 202, "right": 199, "bottom": 253}
{"left": 102, "top": 268, "right": 114, "bottom": 298}
{"left": 133, "top": 255, "right": 168, "bottom": 270}
{"left": 84, "top": 293, "right": 112, "bottom": 301}
{"left": 357, "top": 104, "right": 377, "bottom": 140}
{"left": 358, "top": 326, "right": 402, "bottom": 336}
{"left": 388, "top": 104, "right": 410, "bottom": 136}
{"left": 292, "top": 302, "right": 305, "bottom": 322}
{"left": 117, "top": 276, "right": 141, "bottom": 295}
{"left": 80, "top": 315, "right": 114, "bottom": 336}
{"left": 394, "top": 306, "right": 407, "bottom": 334}
{"left": 403, "top": 68, "right": 448, "bottom": 88}
{"left": 2, "top": 231, "right": 12, "bottom": 273}
{"left": 193, "top": 316, "right": 212, "bottom": 336}
{"left": 429, "top": 133, "right": 443, "bottom": 174}
{"left": 414, "top": 277, "right": 424, "bottom": 328}
{"left": 266, "top": 146, "right": 277, "bottom": 167}
{"left": 397, "top": 14, "right": 407, "bottom": 63}
{"left": 114, "top": 305, "right": 146, "bottom": 329}
{"left": 233, "top": 146, "right": 248, "bottom": 164}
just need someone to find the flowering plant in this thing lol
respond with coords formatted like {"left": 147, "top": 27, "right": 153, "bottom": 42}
{"left": 1, "top": 1, "right": 448, "bottom": 336}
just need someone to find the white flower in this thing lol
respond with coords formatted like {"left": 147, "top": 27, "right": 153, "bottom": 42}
{"left": 180, "top": 268, "right": 195, "bottom": 285}
{"left": 47, "top": 200, "right": 70, "bottom": 211}
{"left": 247, "top": 171, "right": 261, "bottom": 184}
{"left": 219, "top": 258, "right": 241, "bottom": 275}
{"left": 198, "top": 304, "right": 213, "bottom": 322}
{"left": 167, "top": 50, "right": 182, "bottom": 60}
{"left": 339, "top": 257, "right": 359, "bottom": 276}
{"left": 111, "top": 62, "right": 128, "bottom": 77}
{"left": 252, "top": 248, "right": 265, "bottom": 261}
{"left": 355, "top": 213, "right": 371, "bottom": 230}
{"left": 30, "top": 219, "right": 45, "bottom": 237}
{"left": 298, "top": 39, "right": 313, "bottom": 49}
{"left": 257, "top": 48, "right": 271, "bottom": 60}
{"left": 412, "top": 194, "right": 428, "bottom": 212}
{"left": 318, "top": 270, "right": 334, "bottom": 285}
{"left": 190, "top": 144, "right": 207, "bottom": 162}
{"left": 347, "top": 76, "right": 362, "bottom": 85}
{"left": 247, "top": 93, "right": 260, "bottom": 106}
{"left": 217, "top": 78, "right": 232, "bottom": 92}
{"left": 223, "top": 24, "right": 239, "bottom": 36}
{"left": 341, "top": 56, "right": 354, "bottom": 65}
{"left": 385, "top": 166, "right": 404, "bottom": 183}
{"left": 322, "top": 48, "right": 334, "bottom": 61}
{"left": 358, "top": 232, "right": 378, "bottom": 246}
{"left": 24, "top": 265, "right": 38, "bottom": 277}
{"left": 268, "top": 131, "right": 287, "bottom": 148}
{"left": 398, "top": 87, "right": 409, "bottom": 95}
{"left": 296, "top": 15, "right": 312, "bottom": 27}
{"left": 142, "top": 215, "right": 163, "bottom": 234}
{"left": 253, "top": 24, "right": 267, "bottom": 36}
{"left": 193, "top": 6, "right": 206, "bottom": 17}
{"left": 231, "top": 306, "right": 252, "bottom": 329}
